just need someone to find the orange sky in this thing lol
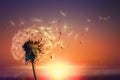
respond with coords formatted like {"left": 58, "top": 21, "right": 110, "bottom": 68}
{"left": 1, "top": 24, "right": 120, "bottom": 70}
{"left": 0, "top": 1, "right": 120, "bottom": 73}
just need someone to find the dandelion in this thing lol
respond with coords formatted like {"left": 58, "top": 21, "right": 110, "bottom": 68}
{"left": 23, "top": 40, "right": 44, "bottom": 80}
{"left": 11, "top": 27, "right": 61, "bottom": 80}
{"left": 11, "top": 17, "right": 78, "bottom": 80}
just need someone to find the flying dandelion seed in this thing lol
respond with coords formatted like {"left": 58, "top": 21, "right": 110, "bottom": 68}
{"left": 9, "top": 20, "right": 15, "bottom": 26}
{"left": 106, "top": 16, "right": 111, "bottom": 20}
{"left": 103, "top": 16, "right": 110, "bottom": 21}
{"left": 68, "top": 31, "right": 73, "bottom": 37}
{"left": 85, "top": 27, "right": 89, "bottom": 32}
{"left": 74, "top": 33, "right": 78, "bottom": 39}
{"left": 32, "top": 18, "right": 43, "bottom": 23}
{"left": 20, "top": 21, "right": 24, "bottom": 25}
{"left": 99, "top": 16, "right": 102, "bottom": 20}
{"left": 63, "top": 24, "right": 69, "bottom": 32}
{"left": 87, "top": 18, "right": 91, "bottom": 23}
{"left": 59, "top": 10, "right": 66, "bottom": 17}
{"left": 50, "top": 20, "right": 57, "bottom": 24}
{"left": 99, "top": 16, "right": 111, "bottom": 21}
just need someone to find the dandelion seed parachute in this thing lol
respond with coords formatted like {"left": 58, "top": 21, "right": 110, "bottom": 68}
{"left": 11, "top": 27, "right": 62, "bottom": 63}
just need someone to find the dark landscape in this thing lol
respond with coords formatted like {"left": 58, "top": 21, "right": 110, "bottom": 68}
{"left": 0, "top": 74, "right": 120, "bottom": 80}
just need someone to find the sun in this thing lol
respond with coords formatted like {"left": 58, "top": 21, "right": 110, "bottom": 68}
{"left": 49, "top": 62, "right": 69, "bottom": 79}
{"left": 37, "top": 61, "right": 84, "bottom": 80}
{"left": 41, "top": 61, "right": 73, "bottom": 80}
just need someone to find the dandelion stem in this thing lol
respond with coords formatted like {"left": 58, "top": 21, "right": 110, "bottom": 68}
{"left": 32, "top": 61, "right": 37, "bottom": 80}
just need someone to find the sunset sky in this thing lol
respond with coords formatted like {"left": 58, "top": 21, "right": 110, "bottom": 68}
{"left": 0, "top": 0, "right": 120, "bottom": 78}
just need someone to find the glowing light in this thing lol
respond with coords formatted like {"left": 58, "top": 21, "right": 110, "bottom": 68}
{"left": 41, "top": 61, "right": 79, "bottom": 80}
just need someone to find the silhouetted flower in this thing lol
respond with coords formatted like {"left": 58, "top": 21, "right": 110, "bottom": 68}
{"left": 23, "top": 40, "right": 44, "bottom": 63}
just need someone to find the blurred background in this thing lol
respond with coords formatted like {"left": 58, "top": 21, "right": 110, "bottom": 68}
{"left": 0, "top": 0, "right": 120, "bottom": 80}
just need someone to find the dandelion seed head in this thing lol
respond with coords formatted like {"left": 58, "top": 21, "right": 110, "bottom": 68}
{"left": 11, "top": 26, "right": 62, "bottom": 63}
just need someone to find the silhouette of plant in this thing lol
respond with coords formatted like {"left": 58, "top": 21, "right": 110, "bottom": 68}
{"left": 23, "top": 40, "right": 44, "bottom": 80}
